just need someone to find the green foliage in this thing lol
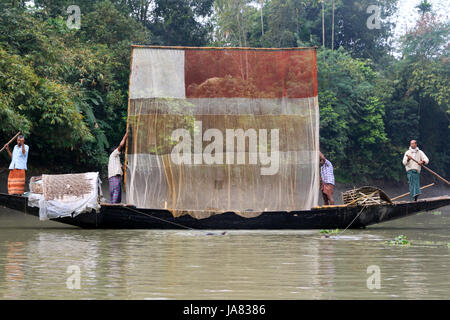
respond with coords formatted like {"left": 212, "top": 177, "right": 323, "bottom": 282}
{"left": 392, "top": 13, "right": 450, "bottom": 177}
{"left": 415, "top": 0, "right": 432, "bottom": 16}
{"left": 317, "top": 48, "right": 389, "bottom": 181}
{"left": 136, "top": 0, "right": 214, "bottom": 46}
{"left": 318, "top": 89, "right": 348, "bottom": 162}
{"left": 0, "top": 47, "right": 92, "bottom": 145}
{"left": 388, "top": 235, "right": 410, "bottom": 246}
{"left": 320, "top": 229, "right": 340, "bottom": 236}
{"left": 214, "top": 0, "right": 397, "bottom": 61}
{"left": 328, "top": 0, "right": 397, "bottom": 61}
{"left": 0, "top": 1, "right": 149, "bottom": 171}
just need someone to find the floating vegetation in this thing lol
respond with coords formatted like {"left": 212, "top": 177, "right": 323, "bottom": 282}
{"left": 388, "top": 235, "right": 410, "bottom": 246}
{"left": 431, "top": 211, "right": 442, "bottom": 216}
{"left": 320, "top": 229, "right": 340, "bottom": 237}
{"left": 386, "top": 238, "right": 450, "bottom": 248}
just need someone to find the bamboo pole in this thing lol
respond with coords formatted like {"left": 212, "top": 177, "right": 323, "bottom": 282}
{"left": 0, "top": 132, "right": 21, "bottom": 153}
{"left": 391, "top": 183, "right": 435, "bottom": 201}
{"left": 123, "top": 46, "right": 134, "bottom": 192}
{"left": 407, "top": 157, "right": 450, "bottom": 185}
{"left": 130, "top": 44, "right": 317, "bottom": 51}
{"left": 317, "top": 190, "right": 380, "bottom": 209}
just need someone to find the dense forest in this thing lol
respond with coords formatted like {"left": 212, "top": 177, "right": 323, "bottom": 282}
{"left": 0, "top": 0, "right": 448, "bottom": 184}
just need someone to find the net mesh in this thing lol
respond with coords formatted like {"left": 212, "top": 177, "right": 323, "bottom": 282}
{"left": 126, "top": 47, "right": 320, "bottom": 219}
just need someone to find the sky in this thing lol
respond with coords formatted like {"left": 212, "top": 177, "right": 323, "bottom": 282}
{"left": 393, "top": 0, "right": 449, "bottom": 38}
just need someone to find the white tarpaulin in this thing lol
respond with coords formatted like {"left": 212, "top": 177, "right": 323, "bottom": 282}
{"left": 28, "top": 172, "right": 101, "bottom": 221}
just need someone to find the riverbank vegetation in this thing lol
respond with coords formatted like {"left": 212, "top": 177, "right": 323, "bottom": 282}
{"left": 0, "top": 0, "right": 448, "bottom": 183}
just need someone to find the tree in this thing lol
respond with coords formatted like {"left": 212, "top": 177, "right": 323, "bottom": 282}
{"left": 384, "top": 10, "right": 450, "bottom": 179}
{"left": 415, "top": 0, "right": 432, "bottom": 17}
{"left": 317, "top": 48, "right": 389, "bottom": 182}
{"left": 213, "top": 0, "right": 398, "bottom": 62}
{"left": 0, "top": 2, "right": 149, "bottom": 170}
{"left": 0, "top": 47, "right": 93, "bottom": 162}
{"left": 213, "top": 0, "right": 255, "bottom": 47}
{"left": 147, "top": 0, "right": 214, "bottom": 46}
{"left": 399, "top": 13, "right": 449, "bottom": 117}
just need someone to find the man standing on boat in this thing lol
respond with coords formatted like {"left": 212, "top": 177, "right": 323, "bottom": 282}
{"left": 4, "top": 135, "right": 29, "bottom": 195}
{"left": 402, "top": 140, "right": 429, "bottom": 201}
{"left": 319, "top": 152, "right": 335, "bottom": 205}
{"left": 108, "top": 132, "right": 128, "bottom": 204}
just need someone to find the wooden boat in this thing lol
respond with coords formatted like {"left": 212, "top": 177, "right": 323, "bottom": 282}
{"left": 1, "top": 192, "right": 449, "bottom": 229}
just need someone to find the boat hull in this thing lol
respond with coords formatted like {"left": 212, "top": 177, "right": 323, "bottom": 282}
{"left": 0, "top": 193, "right": 449, "bottom": 229}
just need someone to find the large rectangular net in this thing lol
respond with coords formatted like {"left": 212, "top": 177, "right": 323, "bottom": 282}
{"left": 126, "top": 46, "right": 320, "bottom": 219}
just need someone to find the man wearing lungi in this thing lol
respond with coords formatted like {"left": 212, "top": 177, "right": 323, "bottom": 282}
{"left": 108, "top": 132, "right": 128, "bottom": 203}
{"left": 4, "top": 135, "right": 29, "bottom": 195}
{"left": 402, "top": 140, "right": 429, "bottom": 201}
{"left": 319, "top": 152, "right": 335, "bottom": 205}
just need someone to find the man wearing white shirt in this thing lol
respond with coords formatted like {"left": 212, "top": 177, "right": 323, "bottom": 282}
{"left": 4, "top": 135, "right": 29, "bottom": 195}
{"left": 108, "top": 132, "right": 128, "bottom": 203}
{"left": 402, "top": 140, "right": 429, "bottom": 201}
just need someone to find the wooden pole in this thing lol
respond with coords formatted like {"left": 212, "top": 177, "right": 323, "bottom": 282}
{"left": 0, "top": 132, "right": 21, "bottom": 153}
{"left": 408, "top": 157, "right": 450, "bottom": 185}
{"left": 391, "top": 183, "right": 435, "bottom": 201}
{"left": 131, "top": 44, "right": 317, "bottom": 51}
{"left": 318, "top": 190, "right": 380, "bottom": 208}
{"left": 123, "top": 46, "right": 134, "bottom": 193}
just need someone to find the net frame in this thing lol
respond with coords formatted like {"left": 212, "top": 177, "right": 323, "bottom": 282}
{"left": 125, "top": 45, "right": 320, "bottom": 218}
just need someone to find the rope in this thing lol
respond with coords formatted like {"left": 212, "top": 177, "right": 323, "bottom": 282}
{"left": 336, "top": 205, "right": 368, "bottom": 237}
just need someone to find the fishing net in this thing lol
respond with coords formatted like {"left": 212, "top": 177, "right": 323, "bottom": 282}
{"left": 28, "top": 172, "right": 101, "bottom": 220}
{"left": 126, "top": 46, "right": 320, "bottom": 219}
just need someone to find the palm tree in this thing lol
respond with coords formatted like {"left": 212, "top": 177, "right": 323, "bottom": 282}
{"left": 415, "top": 0, "right": 432, "bottom": 17}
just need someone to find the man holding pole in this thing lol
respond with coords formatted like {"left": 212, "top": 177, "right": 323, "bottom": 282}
{"left": 319, "top": 151, "right": 335, "bottom": 205}
{"left": 402, "top": 140, "right": 429, "bottom": 201}
{"left": 108, "top": 132, "right": 128, "bottom": 204}
{"left": 4, "top": 135, "right": 29, "bottom": 195}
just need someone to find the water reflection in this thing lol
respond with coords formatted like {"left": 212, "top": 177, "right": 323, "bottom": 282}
{"left": 0, "top": 208, "right": 449, "bottom": 299}
{"left": 3, "top": 242, "right": 25, "bottom": 299}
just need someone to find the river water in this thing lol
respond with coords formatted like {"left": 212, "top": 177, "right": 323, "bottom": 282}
{"left": 0, "top": 203, "right": 449, "bottom": 299}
